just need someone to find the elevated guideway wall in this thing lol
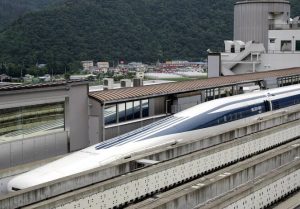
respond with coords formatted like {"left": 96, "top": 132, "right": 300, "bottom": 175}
{"left": 2, "top": 104, "right": 300, "bottom": 208}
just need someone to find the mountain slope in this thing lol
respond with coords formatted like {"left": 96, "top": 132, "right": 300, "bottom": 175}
{"left": 0, "top": 0, "right": 64, "bottom": 31}
{"left": 0, "top": 0, "right": 299, "bottom": 74}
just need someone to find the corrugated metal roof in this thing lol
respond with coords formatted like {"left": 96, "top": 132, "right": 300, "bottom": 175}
{"left": 0, "top": 80, "right": 87, "bottom": 92}
{"left": 89, "top": 68, "right": 300, "bottom": 104}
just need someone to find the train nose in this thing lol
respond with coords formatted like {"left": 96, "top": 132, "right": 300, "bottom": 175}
{"left": 7, "top": 176, "right": 26, "bottom": 192}
{"left": 7, "top": 180, "right": 18, "bottom": 192}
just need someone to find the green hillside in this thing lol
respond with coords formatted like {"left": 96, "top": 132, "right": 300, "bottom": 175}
{"left": 0, "top": 0, "right": 299, "bottom": 75}
{"left": 0, "top": 0, "right": 64, "bottom": 31}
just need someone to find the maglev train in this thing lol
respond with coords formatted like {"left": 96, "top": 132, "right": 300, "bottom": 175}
{"left": 7, "top": 84, "right": 300, "bottom": 192}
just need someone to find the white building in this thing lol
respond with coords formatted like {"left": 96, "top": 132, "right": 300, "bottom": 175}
{"left": 128, "top": 62, "right": 148, "bottom": 72}
{"left": 39, "top": 74, "right": 51, "bottom": 82}
{"left": 208, "top": 0, "right": 300, "bottom": 76}
{"left": 97, "top": 62, "right": 109, "bottom": 73}
{"left": 23, "top": 74, "right": 34, "bottom": 83}
{"left": 81, "top": 61, "right": 94, "bottom": 71}
{"left": 70, "top": 74, "right": 97, "bottom": 81}
{"left": 213, "top": 17, "right": 300, "bottom": 76}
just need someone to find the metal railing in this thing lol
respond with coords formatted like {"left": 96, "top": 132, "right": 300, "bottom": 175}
{"left": 267, "top": 50, "right": 300, "bottom": 54}
{"left": 269, "top": 23, "right": 300, "bottom": 30}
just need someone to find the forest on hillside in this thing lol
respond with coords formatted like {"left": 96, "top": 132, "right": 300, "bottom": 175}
{"left": 0, "top": 0, "right": 63, "bottom": 31}
{"left": 0, "top": 0, "right": 299, "bottom": 76}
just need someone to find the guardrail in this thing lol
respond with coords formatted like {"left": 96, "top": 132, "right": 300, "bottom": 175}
{"left": 269, "top": 23, "right": 300, "bottom": 30}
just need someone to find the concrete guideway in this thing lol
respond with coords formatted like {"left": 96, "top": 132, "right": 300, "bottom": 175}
{"left": 128, "top": 140, "right": 300, "bottom": 209}
{"left": 2, "top": 105, "right": 300, "bottom": 209}
{"left": 18, "top": 121, "right": 300, "bottom": 209}
{"left": 197, "top": 156, "right": 300, "bottom": 209}
{"left": 0, "top": 155, "right": 65, "bottom": 195}
{"left": 273, "top": 191, "right": 300, "bottom": 209}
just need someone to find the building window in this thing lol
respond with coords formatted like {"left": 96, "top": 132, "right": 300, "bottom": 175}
{"left": 296, "top": 40, "right": 300, "bottom": 51}
{"left": 0, "top": 102, "right": 65, "bottom": 141}
{"left": 269, "top": 38, "right": 275, "bottom": 44}
{"left": 104, "top": 104, "right": 117, "bottom": 125}
{"left": 126, "top": 102, "right": 134, "bottom": 120}
{"left": 105, "top": 99, "right": 150, "bottom": 125}
{"left": 118, "top": 103, "right": 126, "bottom": 123}
{"left": 142, "top": 99, "right": 149, "bottom": 117}
{"left": 133, "top": 101, "right": 141, "bottom": 119}
{"left": 281, "top": 40, "right": 292, "bottom": 51}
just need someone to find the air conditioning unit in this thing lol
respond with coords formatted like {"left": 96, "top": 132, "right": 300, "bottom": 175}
{"left": 120, "top": 79, "right": 132, "bottom": 88}
{"left": 103, "top": 78, "right": 114, "bottom": 90}
{"left": 133, "top": 78, "right": 143, "bottom": 87}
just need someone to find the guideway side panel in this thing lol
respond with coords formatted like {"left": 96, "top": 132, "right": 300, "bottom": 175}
{"left": 48, "top": 124, "right": 300, "bottom": 209}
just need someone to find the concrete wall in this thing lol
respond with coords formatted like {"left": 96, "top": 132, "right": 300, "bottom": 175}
{"left": 152, "top": 96, "right": 167, "bottom": 115}
{"left": 152, "top": 147, "right": 300, "bottom": 209}
{"left": 227, "top": 53, "right": 300, "bottom": 74}
{"left": 88, "top": 98, "right": 101, "bottom": 145}
{"left": 0, "top": 132, "right": 68, "bottom": 170}
{"left": 234, "top": 0, "right": 290, "bottom": 49}
{"left": 9, "top": 123, "right": 300, "bottom": 209}
{"left": 91, "top": 96, "right": 168, "bottom": 142}
{"left": 269, "top": 29, "right": 300, "bottom": 52}
{"left": 68, "top": 85, "right": 89, "bottom": 151}
{"left": 172, "top": 95, "right": 202, "bottom": 113}
{"left": 105, "top": 115, "right": 166, "bottom": 140}
{"left": 208, "top": 53, "right": 221, "bottom": 78}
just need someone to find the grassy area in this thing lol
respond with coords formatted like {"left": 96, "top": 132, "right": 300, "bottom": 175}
{"left": 88, "top": 80, "right": 104, "bottom": 86}
{"left": 160, "top": 76, "right": 208, "bottom": 82}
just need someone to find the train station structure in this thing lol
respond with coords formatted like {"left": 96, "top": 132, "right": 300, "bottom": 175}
{"left": 1, "top": 0, "right": 300, "bottom": 208}
{"left": 1, "top": 68, "right": 300, "bottom": 170}
{"left": 0, "top": 82, "right": 89, "bottom": 169}
{"left": 0, "top": 68, "right": 300, "bottom": 170}
{"left": 89, "top": 67, "right": 300, "bottom": 142}
{"left": 1, "top": 68, "right": 300, "bottom": 208}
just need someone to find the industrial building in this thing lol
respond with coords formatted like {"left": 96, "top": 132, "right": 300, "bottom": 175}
{"left": 209, "top": 0, "right": 300, "bottom": 76}
{"left": 234, "top": 0, "right": 291, "bottom": 49}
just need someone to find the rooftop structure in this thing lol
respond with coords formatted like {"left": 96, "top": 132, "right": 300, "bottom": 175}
{"left": 89, "top": 67, "right": 300, "bottom": 104}
{"left": 234, "top": 0, "right": 291, "bottom": 49}
{"left": 208, "top": 0, "right": 300, "bottom": 76}
{"left": 89, "top": 80, "right": 175, "bottom": 92}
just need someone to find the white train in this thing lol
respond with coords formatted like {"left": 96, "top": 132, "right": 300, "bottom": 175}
{"left": 7, "top": 84, "right": 300, "bottom": 192}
